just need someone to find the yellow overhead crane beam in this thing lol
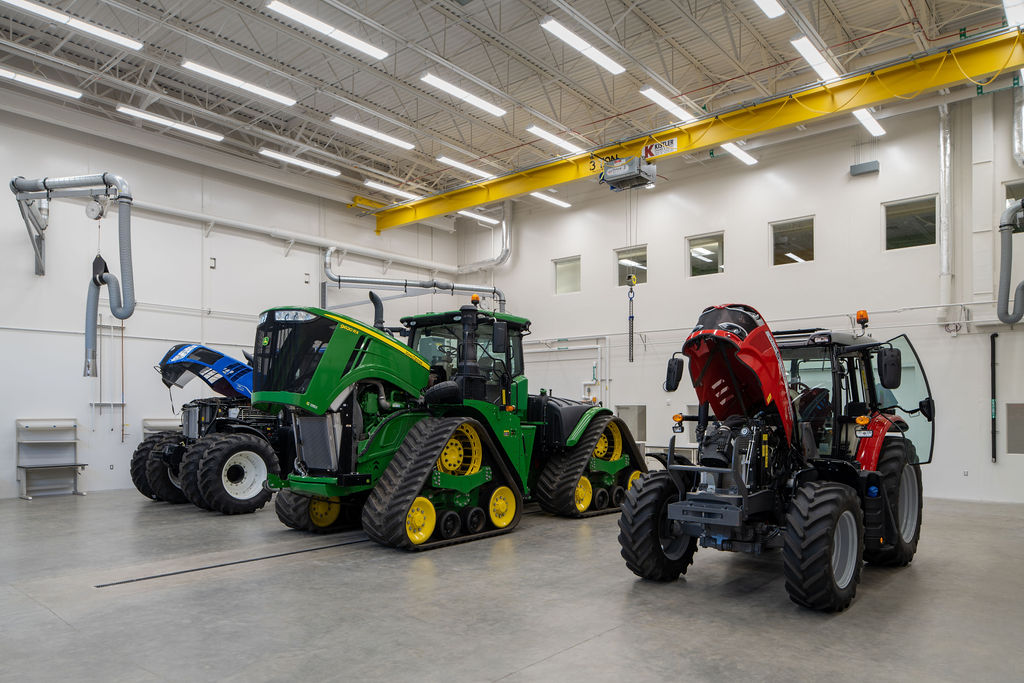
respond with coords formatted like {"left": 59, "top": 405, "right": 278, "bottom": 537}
{"left": 375, "top": 29, "right": 1024, "bottom": 232}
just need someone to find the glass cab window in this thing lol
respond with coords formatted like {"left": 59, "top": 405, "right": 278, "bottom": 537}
{"left": 780, "top": 347, "right": 835, "bottom": 456}
{"left": 410, "top": 322, "right": 523, "bottom": 403}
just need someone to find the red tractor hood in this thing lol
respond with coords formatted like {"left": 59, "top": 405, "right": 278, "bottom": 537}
{"left": 682, "top": 304, "right": 795, "bottom": 445}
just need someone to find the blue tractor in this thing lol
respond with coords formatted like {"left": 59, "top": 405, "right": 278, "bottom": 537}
{"left": 131, "top": 344, "right": 292, "bottom": 514}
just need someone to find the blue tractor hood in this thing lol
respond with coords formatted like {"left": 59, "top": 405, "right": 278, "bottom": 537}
{"left": 157, "top": 343, "right": 253, "bottom": 399}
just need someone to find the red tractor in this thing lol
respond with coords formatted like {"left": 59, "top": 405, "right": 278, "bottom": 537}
{"left": 618, "top": 304, "right": 934, "bottom": 611}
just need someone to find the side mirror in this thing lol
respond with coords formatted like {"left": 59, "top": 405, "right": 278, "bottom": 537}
{"left": 492, "top": 321, "right": 508, "bottom": 355}
{"left": 919, "top": 397, "right": 935, "bottom": 421}
{"left": 878, "top": 347, "right": 902, "bottom": 389}
{"left": 664, "top": 356, "right": 685, "bottom": 392}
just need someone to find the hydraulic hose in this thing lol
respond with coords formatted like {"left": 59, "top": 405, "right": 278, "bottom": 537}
{"left": 997, "top": 199, "right": 1024, "bottom": 324}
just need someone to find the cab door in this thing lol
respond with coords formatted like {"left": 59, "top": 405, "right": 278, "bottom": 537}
{"left": 875, "top": 335, "right": 935, "bottom": 463}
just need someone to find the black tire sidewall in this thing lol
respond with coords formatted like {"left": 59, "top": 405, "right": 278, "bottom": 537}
{"left": 198, "top": 434, "right": 278, "bottom": 514}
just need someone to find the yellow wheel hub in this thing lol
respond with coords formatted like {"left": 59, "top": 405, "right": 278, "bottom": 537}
{"left": 627, "top": 470, "right": 642, "bottom": 490}
{"left": 574, "top": 476, "right": 593, "bottom": 512}
{"left": 593, "top": 421, "right": 623, "bottom": 461}
{"left": 436, "top": 423, "right": 483, "bottom": 476}
{"left": 309, "top": 496, "right": 342, "bottom": 528}
{"left": 488, "top": 486, "right": 516, "bottom": 529}
{"left": 405, "top": 496, "right": 437, "bottom": 545}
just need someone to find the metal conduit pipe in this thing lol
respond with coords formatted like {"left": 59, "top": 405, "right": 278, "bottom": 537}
{"left": 458, "top": 200, "right": 511, "bottom": 275}
{"left": 1014, "top": 87, "right": 1024, "bottom": 168}
{"left": 130, "top": 200, "right": 457, "bottom": 274}
{"left": 997, "top": 199, "right": 1024, "bottom": 324}
{"left": 10, "top": 173, "right": 135, "bottom": 376}
{"left": 324, "top": 248, "right": 507, "bottom": 312}
{"left": 937, "top": 104, "right": 953, "bottom": 321}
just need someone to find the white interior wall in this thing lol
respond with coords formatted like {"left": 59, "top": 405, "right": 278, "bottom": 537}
{"left": 464, "top": 93, "right": 1024, "bottom": 503}
{"left": 0, "top": 109, "right": 457, "bottom": 499}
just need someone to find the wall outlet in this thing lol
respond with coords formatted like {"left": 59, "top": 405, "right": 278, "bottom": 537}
{"left": 109, "top": 464, "right": 114, "bottom": 470}
{"left": 963, "top": 470, "right": 969, "bottom": 477}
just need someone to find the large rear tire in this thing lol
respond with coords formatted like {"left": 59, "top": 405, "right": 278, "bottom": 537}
{"left": 865, "top": 440, "right": 922, "bottom": 567}
{"left": 179, "top": 438, "right": 215, "bottom": 510}
{"left": 131, "top": 431, "right": 176, "bottom": 500}
{"left": 143, "top": 433, "right": 188, "bottom": 504}
{"left": 783, "top": 481, "right": 864, "bottom": 612}
{"left": 617, "top": 471, "right": 697, "bottom": 582}
{"left": 197, "top": 434, "right": 279, "bottom": 515}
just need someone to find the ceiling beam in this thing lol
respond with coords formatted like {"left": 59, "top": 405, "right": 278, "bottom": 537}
{"left": 374, "top": 28, "right": 1024, "bottom": 231}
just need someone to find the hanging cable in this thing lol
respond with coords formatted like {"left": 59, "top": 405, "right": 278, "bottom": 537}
{"left": 627, "top": 274, "right": 636, "bottom": 363}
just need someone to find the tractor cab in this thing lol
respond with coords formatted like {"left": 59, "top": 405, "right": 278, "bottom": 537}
{"left": 402, "top": 302, "right": 531, "bottom": 409}
{"left": 773, "top": 327, "right": 935, "bottom": 468}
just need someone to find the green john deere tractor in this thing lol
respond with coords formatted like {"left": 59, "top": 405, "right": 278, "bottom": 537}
{"left": 252, "top": 295, "right": 646, "bottom": 550}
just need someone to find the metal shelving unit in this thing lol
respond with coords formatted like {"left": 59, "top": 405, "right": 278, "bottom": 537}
{"left": 15, "top": 419, "right": 86, "bottom": 500}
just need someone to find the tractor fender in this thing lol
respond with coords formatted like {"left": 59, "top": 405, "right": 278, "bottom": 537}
{"left": 564, "top": 406, "right": 613, "bottom": 448}
{"left": 207, "top": 419, "right": 272, "bottom": 444}
{"left": 856, "top": 413, "right": 908, "bottom": 472}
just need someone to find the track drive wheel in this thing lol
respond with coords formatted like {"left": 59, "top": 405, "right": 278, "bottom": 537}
{"left": 783, "top": 481, "right": 864, "bottom": 612}
{"left": 617, "top": 471, "right": 697, "bottom": 582}
{"left": 197, "top": 434, "right": 279, "bottom": 515}
{"left": 143, "top": 433, "right": 188, "bottom": 504}
{"left": 864, "top": 441, "right": 922, "bottom": 567}
{"left": 275, "top": 489, "right": 357, "bottom": 533}
{"left": 488, "top": 486, "right": 517, "bottom": 528}
{"left": 131, "top": 431, "right": 177, "bottom": 500}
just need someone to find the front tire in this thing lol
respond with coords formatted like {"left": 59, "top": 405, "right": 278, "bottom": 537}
{"left": 143, "top": 433, "right": 188, "bottom": 504}
{"left": 197, "top": 434, "right": 279, "bottom": 515}
{"left": 131, "top": 431, "right": 176, "bottom": 500}
{"left": 617, "top": 471, "right": 697, "bottom": 582}
{"left": 783, "top": 481, "right": 864, "bottom": 612}
{"left": 865, "top": 440, "right": 922, "bottom": 566}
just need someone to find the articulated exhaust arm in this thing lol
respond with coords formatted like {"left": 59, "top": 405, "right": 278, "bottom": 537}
{"left": 998, "top": 199, "right": 1024, "bottom": 325}
{"left": 11, "top": 173, "right": 136, "bottom": 376}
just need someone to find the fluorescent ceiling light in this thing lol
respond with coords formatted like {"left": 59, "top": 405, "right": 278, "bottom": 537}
{"left": 117, "top": 106, "right": 224, "bottom": 141}
{"left": 752, "top": 0, "right": 786, "bottom": 19}
{"left": 721, "top": 141, "right": 757, "bottom": 166}
{"left": 790, "top": 36, "right": 840, "bottom": 81}
{"left": 0, "top": 66, "right": 82, "bottom": 99}
{"left": 259, "top": 149, "right": 340, "bottom": 177}
{"left": 852, "top": 108, "right": 886, "bottom": 137}
{"left": 1, "top": 0, "right": 143, "bottom": 50}
{"left": 618, "top": 259, "right": 647, "bottom": 270}
{"left": 691, "top": 246, "right": 713, "bottom": 255}
{"left": 364, "top": 180, "right": 421, "bottom": 201}
{"left": 1005, "top": 0, "right": 1024, "bottom": 25}
{"left": 182, "top": 61, "right": 297, "bottom": 106}
{"left": 457, "top": 210, "right": 500, "bottom": 225}
{"left": 265, "top": 1, "right": 387, "bottom": 60}
{"left": 785, "top": 252, "right": 806, "bottom": 263}
{"left": 529, "top": 191, "right": 571, "bottom": 208}
{"left": 540, "top": 17, "right": 625, "bottom": 75}
{"left": 691, "top": 253, "right": 713, "bottom": 263}
{"left": 639, "top": 86, "right": 695, "bottom": 123}
{"left": 437, "top": 156, "right": 494, "bottom": 179}
{"left": 421, "top": 73, "right": 506, "bottom": 117}
{"left": 526, "top": 125, "right": 583, "bottom": 154}
{"left": 331, "top": 116, "right": 415, "bottom": 150}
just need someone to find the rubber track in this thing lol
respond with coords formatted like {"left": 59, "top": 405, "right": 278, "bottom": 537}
{"left": 536, "top": 414, "right": 627, "bottom": 517}
{"left": 782, "top": 481, "right": 863, "bottom": 612}
{"left": 361, "top": 417, "right": 524, "bottom": 551}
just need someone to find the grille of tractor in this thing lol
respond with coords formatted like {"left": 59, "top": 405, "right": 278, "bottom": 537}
{"left": 295, "top": 415, "right": 339, "bottom": 472}
{"left": 182, "top": 405, "right": 200, "bottom": 440}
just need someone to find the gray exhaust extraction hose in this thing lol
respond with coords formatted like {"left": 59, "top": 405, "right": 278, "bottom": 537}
{"left": 10, "top": 173, "right": 135, "bottom": 376}
{"left": 998, "top": 199, "right": 1024, "bottom": 325}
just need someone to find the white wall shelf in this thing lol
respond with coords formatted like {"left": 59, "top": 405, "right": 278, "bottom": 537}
{"left": 16, "top": 419, "right": 86, "bottom": 500}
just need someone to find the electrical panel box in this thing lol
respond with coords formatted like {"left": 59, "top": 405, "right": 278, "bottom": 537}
{"left": 601, "top": 157, "right": 656, "bottom": 191}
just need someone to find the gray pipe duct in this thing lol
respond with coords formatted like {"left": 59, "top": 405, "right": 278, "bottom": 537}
{"left": 937, "top": 104, "right": 953, "bottom": 321}
{"left": 458, "top": 200, "right": 512, "bottom": 275}
{"left": 10, "top": 173, "right": 135, "bottom": 375}
{"left": 324, "top": 248, "right": 507, "bottom": 312}
{"left": 997, "top": 199, "right": 1024, "bottom": 324}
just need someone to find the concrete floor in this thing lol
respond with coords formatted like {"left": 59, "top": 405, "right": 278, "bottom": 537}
{"left": 0, "top": 492, "right": 1021, "bottom": 683}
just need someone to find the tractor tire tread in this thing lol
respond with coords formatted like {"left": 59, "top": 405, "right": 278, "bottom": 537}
{"left": 864, "top": 440, "right": 922, "bottom": 567}
{"left": 131, "top": 431, "right": 176, "bottom": 500}
{"left": 197, "top": 433, "right": 279, "bottom": 515}
{"left": 617, "top": 470, "right": 697, "bottom": 582}
{"left": 535, "top": 414, "right": 613, "bottom": 517}
{"left": 179, "top": 437, "right": 215, "bottom": 510}
{"left": 143, "top": 433, "right": 188, "bottom": 504}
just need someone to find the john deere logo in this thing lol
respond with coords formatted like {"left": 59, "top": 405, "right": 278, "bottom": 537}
{"left": 261, "top": 336, "right": 270, "bottom": 346}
